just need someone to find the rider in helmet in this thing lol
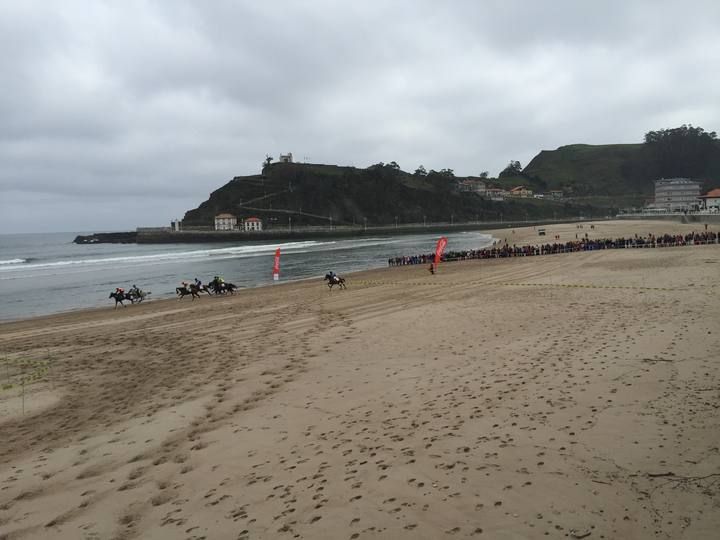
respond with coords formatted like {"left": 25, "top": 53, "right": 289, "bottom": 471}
{"left": 116, "top": 287, "right": 124, "bottom": 295}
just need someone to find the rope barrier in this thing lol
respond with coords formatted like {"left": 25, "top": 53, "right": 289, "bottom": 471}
{"left": 350, "top": 280, "right": 688, "bottom": 292}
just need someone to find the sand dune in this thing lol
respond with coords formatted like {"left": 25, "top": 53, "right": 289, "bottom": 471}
{"left": 1, "top": 220, "right": 719, "bottom": 539}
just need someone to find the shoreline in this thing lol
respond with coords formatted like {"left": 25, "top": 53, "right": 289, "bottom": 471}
{"left": 5, "top": 218, "right": 717, "bottom": 325}
{"left": 0, "top": 242, "right": 708, "bottom": 328}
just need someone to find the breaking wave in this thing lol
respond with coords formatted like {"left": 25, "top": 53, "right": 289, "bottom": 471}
{"left": 0, "top": 241, "right": 332, "bottom": 273}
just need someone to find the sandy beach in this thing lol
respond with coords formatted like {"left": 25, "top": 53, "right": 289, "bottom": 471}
{"left": 1, "top": 219, "right": 719, "bottom": 540}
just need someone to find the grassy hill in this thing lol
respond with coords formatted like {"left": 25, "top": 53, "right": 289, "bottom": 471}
{"left": 182, "top": 163, "right": 597, "bottom": 227}
{"left": 524, "top": 144, "right": 644, "bottom": 193}
{"left": 522, "top": 140, "right": 720, "bottom": 199}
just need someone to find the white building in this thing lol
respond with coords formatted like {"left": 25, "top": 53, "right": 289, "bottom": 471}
{"left": 699, "top": 188, "right": 720, "bottom": 211}
{"left": 484, "top": 188, "right": 508, "bottom": 201}
{"left": 652, "top": 178, "right": 701, "bottom": 211}
{"left": 279, "top": 153, "right": 293, "bottom": 163}
{"left": 508, "top": 186, "right": 533, "bottom": 198}
{"left": 214, "top": 213, "right": 237, "bottom": 231}
{"left": 457, "top": 179, "right": 487, "bottom": 193}
{"left": 243, "top": 217, "right": 263, "bottom": 231}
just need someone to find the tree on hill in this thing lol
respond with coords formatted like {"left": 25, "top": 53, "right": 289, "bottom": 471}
{"left": 644, "top": 124, "right": 716, "bottom": 145}
{"left": 425, "top": 169, "right": 456, "bottom": 196}
{"left": 479, "top": 171, "right": 489, "bottom": 179}
{"left": 643, "top": 124, "right": 718, "bottom": 179}
{"left": 367, "top": 162, "right": 403, "bottom": 178}
{"left": 414, "top": 165, "right": 427, "bottom": 176}
{"left": 499, "top": 160, "right": 522, "bottom": 177}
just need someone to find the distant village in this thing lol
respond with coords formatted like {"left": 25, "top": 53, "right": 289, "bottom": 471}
{"left": 450, "top": 175, "right": 719, "bottom": 214}
{"left": 454, "top": 178, "right": 564, "bottom": 202}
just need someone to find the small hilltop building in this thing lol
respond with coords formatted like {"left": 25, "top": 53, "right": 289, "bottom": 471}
{"left": 484, "top": 188, "right": 508, "bottom": 201}
{"left": 509, "top": 186, "right": 533, "bottom": 198}
{"left": 456, "top": 178, "right": 487, "bottom": 193}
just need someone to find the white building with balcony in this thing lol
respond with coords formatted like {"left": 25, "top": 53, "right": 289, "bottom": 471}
{"left": 457, "top": 179, "right": 487, "bottom": 193}
{"left": 243, "top": 217, "right": 263, "bottom": 231}
{"left": 699, "top": 188, "right": 720, "bottom": 211}
{"left": 484, "top": 188, "right": 508, "bottom": 201}
{"left": 214, "top": 213, "right": 237, "bottom": 231}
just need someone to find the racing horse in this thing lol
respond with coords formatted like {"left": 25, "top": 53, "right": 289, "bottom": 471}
{"left": 195, "top": 284, "right": 213, "bottom": 295}
{"left": 129, "top": 288, "right": 151, "bottom": 303}
{"left": 221, "top": 282, "right": 238, "bottom": 295}
{"left": 109, "top": 291, "right": 135, "bottom": 308}
{"left": 176, "top": 285, "right": 201, "bottom": 300}
{"left": 324, "top": 273, "right": 347, "bottom": 290}
{"left": 209, "top": 280, "right": 237, "bottom": 295}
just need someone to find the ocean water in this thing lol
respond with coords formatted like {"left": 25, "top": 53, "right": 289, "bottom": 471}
{"left": 0, "top": 231, "right": 494, "bottom": 321}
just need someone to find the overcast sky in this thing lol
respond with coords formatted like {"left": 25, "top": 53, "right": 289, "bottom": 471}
{"left": 1, "top": 0, "right": 718, "bottom": 233}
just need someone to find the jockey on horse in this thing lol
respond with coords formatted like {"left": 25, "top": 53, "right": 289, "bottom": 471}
{"left": 324, "top": 271, "right": 346, "bottom": 289}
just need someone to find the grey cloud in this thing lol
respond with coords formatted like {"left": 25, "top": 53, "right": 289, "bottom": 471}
{"left": 1, "top": 0, "right": 719, "bottom": 233}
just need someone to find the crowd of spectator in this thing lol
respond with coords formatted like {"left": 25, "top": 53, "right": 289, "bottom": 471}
{"left": 387, "top": 229, "right": 719, "bottom": 267}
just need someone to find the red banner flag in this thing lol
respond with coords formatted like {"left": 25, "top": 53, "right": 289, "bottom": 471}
{"left": 434, "top": 236, "right": 448, "bottom": 266}
{"left": 272, "top": 248, "right": 281, "bottom": 280}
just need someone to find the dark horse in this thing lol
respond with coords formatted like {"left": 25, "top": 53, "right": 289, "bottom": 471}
{"left": 176, "top": 285, "right": 200, "bottom": 300}
{"left": 209, "top": 280, "right": 237, "bottom": 295}
{"left": 324, "top": 274, "right": 347, "bottom": 290}
{"left": 109, "top": 291, "right": 135, "bottom": 308}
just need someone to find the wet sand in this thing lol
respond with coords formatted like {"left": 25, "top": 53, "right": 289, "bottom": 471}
{"left": 1, "top": 220, "right": 719, "bottom": 539}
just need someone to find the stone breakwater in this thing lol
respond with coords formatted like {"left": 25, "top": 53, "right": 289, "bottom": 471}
{"left": 74, "top": 219, "right": 587, "bottom": 244}
{"left": 73, "top": 232, "right": 137, "bottom": 244}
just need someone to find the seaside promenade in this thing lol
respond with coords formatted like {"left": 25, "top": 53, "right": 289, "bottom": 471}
{"left": 1, "top": 220, "right": 719, "bottom": 539}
